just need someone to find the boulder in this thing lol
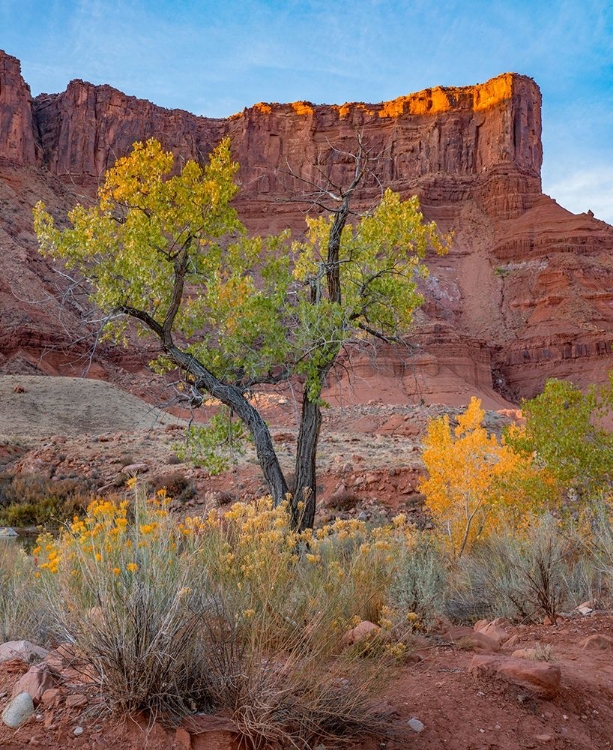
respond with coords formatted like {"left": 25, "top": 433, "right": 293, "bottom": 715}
{"left": 2, "top": 691, "right": 34, "bottom": 728}
{"left": 0, "top": 640, "right": 48, "bottom": 664}
{"left": 469, "top": 655, "right": 561, "bottom": 699}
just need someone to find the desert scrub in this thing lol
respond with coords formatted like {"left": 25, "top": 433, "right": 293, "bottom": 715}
{"left": 151, "top": 470, "right": 196, "bottom": 504}
{"left": 576, "top": 498, "right": 613, "bottom": 602}
{"left": 387, "top": 531, "right": 448, "bottom": 630}
{"left": 33, "top": 485, "right": 414, "bottom": 746}
{"left": 446, "top": 514, "right": 593, "bottom": 623}
{"left": 0, "top": 472, "right": 90, "bottom": 527}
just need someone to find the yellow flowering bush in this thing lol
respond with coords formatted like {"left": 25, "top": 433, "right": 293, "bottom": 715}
{"left": 31, "top": 483, "right": 419, "bottom": 743}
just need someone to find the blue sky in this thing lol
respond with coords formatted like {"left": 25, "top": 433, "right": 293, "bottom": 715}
{"left": 2, "top": 0, "right": 613, "bottom": 221}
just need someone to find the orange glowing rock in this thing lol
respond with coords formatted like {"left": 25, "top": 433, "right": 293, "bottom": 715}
{"left": 291, "top": 101, "right": 314, "bottom": 116}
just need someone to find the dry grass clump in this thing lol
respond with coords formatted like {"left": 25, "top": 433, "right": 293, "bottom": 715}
{"left": 0, "top": 542, "right": 49, "bottom": 643}
{"left": 32, "top": 485, "right": 413, "bottom": 746}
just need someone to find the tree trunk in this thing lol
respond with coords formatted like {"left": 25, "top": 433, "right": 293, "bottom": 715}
{"left": 166, "top": 343, "right": 289, "bottom": 506}
{"left": 291, "top": 190, "right": 352, "bottom": 528}
{"left": 293, "top": 392, "right": 323, "bottom": 530}
{"left": 326, "top": 202, "right": 348, "bottom": 304}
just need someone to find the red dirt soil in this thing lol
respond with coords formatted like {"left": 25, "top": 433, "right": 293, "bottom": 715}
{"left": 1, "top": 614, "right": 612, "bottom": 749}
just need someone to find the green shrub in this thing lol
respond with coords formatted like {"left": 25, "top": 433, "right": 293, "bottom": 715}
{"left": 388, "top": 533, "right": 447, "bottom": 628}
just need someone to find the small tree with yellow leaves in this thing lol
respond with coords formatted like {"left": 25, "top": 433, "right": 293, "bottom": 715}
{"left": 34, "top": 137, "right": 449, "bottom": 528}
{"left": 420, "top": 397, "right": 553, "bottom": 557}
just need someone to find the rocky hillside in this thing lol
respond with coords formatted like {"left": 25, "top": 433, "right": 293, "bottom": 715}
{"left": 1, "top": 49, "right": 612, "bottom": 406}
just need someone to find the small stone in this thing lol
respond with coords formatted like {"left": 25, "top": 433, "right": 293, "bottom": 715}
{"left": 408, "top": 717, "right": 424, "bottom": 733}
{"left": 43, "top": 710, "right": 55, "bottom": 729}
{"left": 2, "top": 692, "right": 35, "bottom": 728}
{"left": 41, "top": 688, "right": 61, "bottom": 707}
{"left": 341, "top": 620, "right": 380, "bottom": 647}
{"left": 73, "top": 726, "right": 84, "bottom": 736}
{"left": 477, "top": 622, "right": 510, "bottom": 646}
{"left": 469, "top": 655, "right": 561, "bottom": 699}
{"left": 536, "top": 735, "right": 554, "bottom": 743}
{"left": 121, "top": 462, "right": 149, "bottom": 474}
{"left": 512, "top": 648, "right": 539, "bottom": 660}
{"left": 581, "top": 634, "right": 613, "bottom": 651}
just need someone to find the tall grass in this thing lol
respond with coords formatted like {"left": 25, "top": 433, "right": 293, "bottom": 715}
{"left": 0, "top": 542, "right": 49, "bottom": 643}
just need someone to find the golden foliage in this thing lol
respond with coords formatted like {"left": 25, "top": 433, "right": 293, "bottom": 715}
{"left": 420, "top": 397, "right": 555, "bottom": 557}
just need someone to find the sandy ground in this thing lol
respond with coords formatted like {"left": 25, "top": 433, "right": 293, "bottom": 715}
{"left": 0, "top": 376, "right": 182, "bottom": 439}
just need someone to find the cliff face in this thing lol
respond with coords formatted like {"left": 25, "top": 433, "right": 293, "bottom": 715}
{"left": 0, "top": 52, "right": 39, "bottom": 165}
{"left": 1, "top": 49, "right": 612, "bottom": 406}
{"left": 32, "top": 71, "right": 542, "bottom": 223}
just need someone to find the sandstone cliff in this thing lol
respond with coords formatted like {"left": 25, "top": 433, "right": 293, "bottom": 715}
{"left": 1, "top": 49, "right": 612, "bottom": 406}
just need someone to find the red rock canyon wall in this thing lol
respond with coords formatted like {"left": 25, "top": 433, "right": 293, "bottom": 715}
{"left": 1, "top": 49, "right": 612, "bottom": 406}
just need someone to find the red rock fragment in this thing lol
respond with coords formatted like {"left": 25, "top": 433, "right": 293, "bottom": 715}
{"left": 469, "top": 654, "right": 561, "bottom": 699}
{"left": 12, "top": 663, "right": 55, "bottom": 705}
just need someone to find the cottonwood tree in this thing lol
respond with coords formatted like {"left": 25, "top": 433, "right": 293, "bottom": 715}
{"left": 420, "top": 397, "right": 557, "bottom": 556}
{"left": 34, "top": 138, "right": 448, "bottom": 528}
{"left": 505, "top": 377, "right": 613, "bottom": 501}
